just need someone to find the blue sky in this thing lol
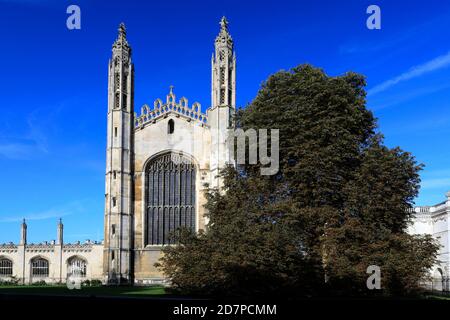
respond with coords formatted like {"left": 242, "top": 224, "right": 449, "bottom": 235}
{"left": 0, "top": 0, "right": 449, "bottom": 243}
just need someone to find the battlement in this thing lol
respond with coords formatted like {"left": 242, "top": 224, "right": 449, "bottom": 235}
{"left": 0, "top": 240, "right": 101, "bottom": 247}
{"left": 134, "top": 87, "right": 208, "bottom": 129}
{"left": 0, "top": 242, "right": 18, "bottom": 250}
{"left": 409, "top": 200, "right": 449, "bottom": 215}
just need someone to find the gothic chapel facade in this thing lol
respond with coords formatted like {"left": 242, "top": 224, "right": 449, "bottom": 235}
{"left": 103, "top": 17, "right": 236, "bottom": 284}
{"left": 0, "top": 18, "right": 236, "bottom": 286}
{"left": 1, "top": 18, "right": 448, "bottom": 288}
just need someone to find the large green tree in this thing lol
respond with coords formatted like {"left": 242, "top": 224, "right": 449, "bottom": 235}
{"left": 157, "top": 64, "right": 438, "bottom": 297}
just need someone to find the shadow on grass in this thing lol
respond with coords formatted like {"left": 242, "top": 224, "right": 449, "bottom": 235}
{"left": 0, "top": 285, "right": 166, "bottom": 297}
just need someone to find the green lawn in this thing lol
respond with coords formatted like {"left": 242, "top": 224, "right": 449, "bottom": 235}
{"left": 2, "top": 285, "right": 448, "bottom": 300}
{"left": 0, "top": 285, "right": 166, "bottom": 297}
{"left": 425, "top": 294, "right": 450, "bottom": 301}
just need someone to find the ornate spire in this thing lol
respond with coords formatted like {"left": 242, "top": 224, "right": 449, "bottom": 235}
{"left": 212, "top": 16, "right": 236, "bottom": 108}
{"left": 215, "top": 16, "right": 233, "bottom": 47}
{"left": 113, "top": 22, "right": 130, "bottom": 50}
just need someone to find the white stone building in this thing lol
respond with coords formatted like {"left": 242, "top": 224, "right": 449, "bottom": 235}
{"left": 0, "top": 219, "right": 103, "bottom": 284}
{"left": 409, "top": 191, "right": 450, "bottom": 291}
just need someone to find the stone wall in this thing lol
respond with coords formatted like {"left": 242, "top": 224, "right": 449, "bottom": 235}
{"left": 133, "top": 95, "right": 212, "bottom": 282}
{"left": 409, "top": 191, "right": 450, "bottom": 291}
{"left": 0, "top": 240, "right": 104, "bottom": 285}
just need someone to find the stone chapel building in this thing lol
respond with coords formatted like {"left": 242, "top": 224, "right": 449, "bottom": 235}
{"left": 0, "top": 18, "right": 448, "bottom": 289}
{"left": 103, "top": 17, "right": 236, "bottom": 284}
{"left": 0, "top": 17, "right": 236, "bottom": 286}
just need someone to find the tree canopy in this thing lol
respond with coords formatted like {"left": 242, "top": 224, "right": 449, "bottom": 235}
{"left": 157, "top": 64, "right": 438, "bottom": 297}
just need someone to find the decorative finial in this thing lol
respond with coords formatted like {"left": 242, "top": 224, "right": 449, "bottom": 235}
{"left": 118, "top": 22, "right": 126, "bottom": 36}
{"left": 220, "top": 16, "right": 228, "bottom": 31}
{"left": 215, "top": 16, "right": 232, "bottom": 46}
{"left": 169, "top": 85, "right": 174, "bottom": 94}
{"left": 59, "top": 218, "right": 62, "bottom": 224}
{"left": 22, "top": 218, "right": 26, "bottom": 224}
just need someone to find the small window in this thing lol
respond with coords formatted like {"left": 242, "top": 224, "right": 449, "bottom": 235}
{"left": 113, "top": 171, "right": 116, "bottom": 179}
{"left": 114, "top": 127, "right": 118, "bottom": 137}
{"left": 168, "top": 119, "right": 174, "bottom": 134}
{"left": 111, "top": 224, "right": 116, "bottom": 235}
{"left": 111, "top": 250, "right": 115, "bottom": 261}
{"left": 112, "top": 197, "right": 116, "bottom": 207}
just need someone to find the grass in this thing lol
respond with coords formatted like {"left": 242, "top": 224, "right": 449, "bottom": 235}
{"left": 0, "top": 285, "right": 167, "bottom": 297}
{"left": 425, "top": 294, "right": 450, "bottom": 300}
{"left": 2, "top": 285, "right": 449, "bottom": 300}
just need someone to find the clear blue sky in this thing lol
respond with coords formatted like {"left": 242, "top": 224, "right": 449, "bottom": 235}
{"left": 1, "top": 0, "right": 449, "bottom": 243}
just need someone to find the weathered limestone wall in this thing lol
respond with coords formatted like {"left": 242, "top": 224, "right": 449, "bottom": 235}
{"left": 409, "top": 191, "right": 450, "bottom": 290}
{"left": 0, "top": 241, "right": 104, "bottom": 284}
{"left": 133, "top": 109, "right": 211, "bottom": 283}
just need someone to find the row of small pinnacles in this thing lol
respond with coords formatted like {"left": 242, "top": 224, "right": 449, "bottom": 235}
{"left": 0, "top": 241, "right": 103, "bottom": 254}
{"left": 407, "top": 202, "right": 447, "bottom": 214}
{"left": 135, "top": 91, "right": 208, "bottom": 128}
{"left": 0, "top": 240, "right": 101, "bottom": 247}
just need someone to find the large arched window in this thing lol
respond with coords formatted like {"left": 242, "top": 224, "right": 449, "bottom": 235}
{"left": 67, "top": 256, "right": 87, "bottom": 278}
{"left": 145, "top": 152, "right": 196, "bottom": 245}
{"left": 433, "top": 268, "right": 444, "bottom": 291}
{"left": 31, "top": 258, "right": 49, "bottom": 278}
{"left": 0, "top": 258, "right": 12, "bottom": 277}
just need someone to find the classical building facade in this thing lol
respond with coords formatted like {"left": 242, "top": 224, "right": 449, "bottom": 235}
{"left": 408, "top": 191, "right": 450, "bottom": 291}
{"left": 0, "top": 219, "right": 103, "bottom": 284}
